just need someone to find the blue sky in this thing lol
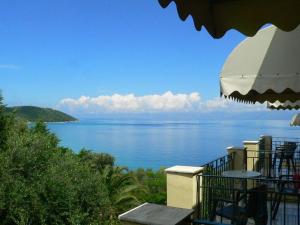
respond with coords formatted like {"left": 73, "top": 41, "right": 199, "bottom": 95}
{"left": 0, "top": 0, "right": 246, "bottom": 107}
{"left": 3, "top": 0, "right": 291, "bottom": 119}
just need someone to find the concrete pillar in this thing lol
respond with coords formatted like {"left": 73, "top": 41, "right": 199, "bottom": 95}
{"left": 260, "top": 135, "right": 273, "bottom": 177}
{"left": 227, "top": 146, "right": 246, "bottom": 170}
{"left": 260, "top": 135, "right": 272, "bottom": 151}
{"left": 165, "top": 166, "right": 203, "bottom": 210}
{"left": 243, "top": 141, "right": 260, "bottom": 172}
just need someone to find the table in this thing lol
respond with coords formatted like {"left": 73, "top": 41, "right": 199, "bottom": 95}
{"left": 222, "top": 170, "right": 262, "bottom": 190}
{"left": 118, "top": 203, "right": 194, "bottom": 225}
{"left": 221, "top": 170, "right": 262, "bottom": 205}
{"left": 222, "top": 170, "right": 261, "bottom": 179}
{"left": 217, "top": 170, "right": 269, "bottom": 225}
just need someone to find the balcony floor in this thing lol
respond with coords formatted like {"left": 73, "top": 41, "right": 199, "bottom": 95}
{"left": 270, "top": 202, "right": 299, "bottom": 225}
{"left": 214, "top": 202, "right": 299, "bottom": 225}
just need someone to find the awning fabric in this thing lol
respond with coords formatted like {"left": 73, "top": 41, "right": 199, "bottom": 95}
{"left": 290, "top": 113, "right": 300, "bottom": 126}
{"left": 158, "top": 0, "right": 300, "bottom": 38}
{"left": 220, "top": 25, "right": 300, "bottom": 104}
{"left": 267, "top": 101, "right": 300, "bottom": 110}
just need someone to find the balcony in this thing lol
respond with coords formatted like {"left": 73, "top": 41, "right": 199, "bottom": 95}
{"left": 119, "top": 136, "right": 300, "bottom": 225}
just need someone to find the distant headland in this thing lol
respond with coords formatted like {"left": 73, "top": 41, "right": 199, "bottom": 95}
{"left": 5, "top": 106, "right": 77, "bottom": 122}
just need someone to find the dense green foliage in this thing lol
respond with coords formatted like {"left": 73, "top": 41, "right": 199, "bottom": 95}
{"left": 0, "top": 97, "right": 166, "bottom": 225}
{"left": 131, "top": 168, "right": 166, "bottom": 204}
{"left": 5, "top": 106, "right": 77, "bottom": 122}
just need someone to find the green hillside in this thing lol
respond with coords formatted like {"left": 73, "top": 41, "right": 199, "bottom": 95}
{"left": 6, "top": 106, "right": 77, "bottom": 122}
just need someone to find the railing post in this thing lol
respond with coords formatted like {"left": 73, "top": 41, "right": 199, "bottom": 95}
{"left": 165, "top": 166, "right": 203, "bottom": 212}
{"left": 227, "top": 146, "right": 246, "bottom": 170}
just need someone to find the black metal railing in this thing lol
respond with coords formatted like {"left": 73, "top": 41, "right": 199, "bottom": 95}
{"left": 201, "top": 153, "right": 235, "bottom": 176}
{"left": 246, "top": 137, "right": 300, "bottom": 179}
{"left": 272, "top": 137, "right": 300, "bottom": 176}
{"left": 196, "top": 174, "right": 300, "bottom": 225}
{"left": 196, "top": 153, "right": 235, "bottom": 219}
{"left": 194, "top": 136, "right": 300, "bottom": 224}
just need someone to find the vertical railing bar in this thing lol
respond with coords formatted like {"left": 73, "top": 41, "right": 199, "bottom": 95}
{"left": 284, "top": 192, "right": 286, "bottom": 225}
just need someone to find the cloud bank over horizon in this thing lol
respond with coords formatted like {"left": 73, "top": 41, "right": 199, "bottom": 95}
{"left": 58, "top": 91, "right": 267, "bottom": 115}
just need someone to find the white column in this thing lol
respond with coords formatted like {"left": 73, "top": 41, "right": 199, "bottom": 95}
{"left": 244, "top": 141, "right": 260, "bottom": 171}
{"left": 227, "top": 146, "right": 246, "bottom": 170}
{"left": 165, "top": 166, "right": 203, "bottom": 210}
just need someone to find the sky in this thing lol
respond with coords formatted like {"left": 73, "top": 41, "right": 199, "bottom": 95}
{"left": 0, "top": 0, "right": 295, "bottom": 118}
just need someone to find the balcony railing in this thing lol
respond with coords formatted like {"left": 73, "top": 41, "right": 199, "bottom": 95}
{"left": 196, "top": 153, "right": 235, "bottom": 219}
{"left": 195, "top": 137, "right": 300, "bottom": 225}
{"left": 201, "top": 153, "right": 235, "bottom": 175}
{"left": 247, "top": 137, "right": 300, "bottom": 179}
{"left": 196, "top": 174, "right": 300, "bottom": 225}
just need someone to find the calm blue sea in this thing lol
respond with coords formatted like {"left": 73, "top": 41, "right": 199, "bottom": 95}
{"left": 47, "top": 119, "right": 300, "bottom": 169}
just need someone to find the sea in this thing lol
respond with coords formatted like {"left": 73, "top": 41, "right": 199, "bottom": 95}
{"left": 47, "top": 119, "right": 300, "bottom": 170}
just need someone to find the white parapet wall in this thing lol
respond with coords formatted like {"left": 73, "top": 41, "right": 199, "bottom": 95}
{"left": 165, "top": 165, "right": 203, "bottom": 210}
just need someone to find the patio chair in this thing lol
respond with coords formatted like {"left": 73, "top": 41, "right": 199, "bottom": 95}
{"left": 211, "top": 194, "right": 247, "bottom": 225}
{"left": 210, "top": 185, "right": 268, "bottom": 225}
{"left": 271, "top": 174, "right": 300, "bottom": 220}
{"left": 246, "top": 185, "right": 268, "bottom": 225}
{"left": 272, "top": 141, "right": 297, "bottom": 174}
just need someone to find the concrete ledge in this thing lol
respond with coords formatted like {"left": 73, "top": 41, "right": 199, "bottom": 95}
{"left": 118, "top": 203, "right": 194, "bottom": 225}
{"left": 165, "top": 166, "right": 203, "bottom": 175}
{"left": 118, "top": 203, "right": 148, "bottom": 220}
{"left": 243, "top": 141, "right": 259, "bottom": 144}
{"left": 227, "top": 146, "right": 245, "bottom": 151}
{"left": 260, "top": 135, "right": 272, "bottom": 138}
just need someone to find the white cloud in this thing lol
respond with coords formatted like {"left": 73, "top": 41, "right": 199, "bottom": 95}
{"left": 58, "top": 91, "right": 267, "bottom": 114}
{"left": 0, "top": 64, "right": 19, "bottom": 69}
{"left": 204, "top": 97, "right": 267, "bottom": 112}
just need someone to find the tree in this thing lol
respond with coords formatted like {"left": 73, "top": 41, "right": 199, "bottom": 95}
{"left": 131, "top": 168, "right": 166, "bottom": 204}
{"left": 0, "top": 94, "right": 10, "bottom": 151}
{"left": 0, "top": 96, "right": 163, "bottom": 225}
{"left": 78, "top": 149, "right": 115, "bottom": 171}
{"left": 101, "top": 166, "right": 143, "bottom": 221}
{"left": 0, "top": 103, "right": 112, "bottom": 225}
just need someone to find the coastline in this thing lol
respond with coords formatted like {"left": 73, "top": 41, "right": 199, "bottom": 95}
{"left": 45, "top": 119, "right": 79, "bottom": 124}
{"left": 27, "top": 119, "right": 79, "bottom": 124}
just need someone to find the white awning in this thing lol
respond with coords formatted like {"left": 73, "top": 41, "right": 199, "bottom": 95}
{"left": 220, "top": 25, "right": 300, "bottom": 103}
{"left": 291, "top": 113, "right": 300, "bottom": 126}
{"left": 267, "top": 101, "right": 300, "bottom": 110}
